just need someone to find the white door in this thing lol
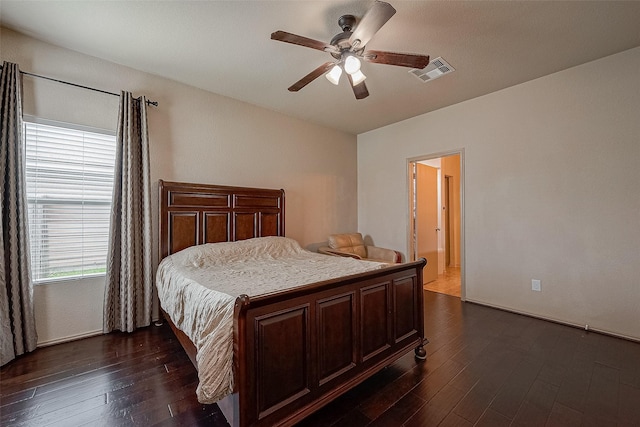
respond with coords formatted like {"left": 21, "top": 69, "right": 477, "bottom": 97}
{"left": 416, "top": 163, "right": 439, "bottom": 283}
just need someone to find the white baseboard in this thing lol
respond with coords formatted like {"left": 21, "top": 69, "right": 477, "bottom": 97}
{"left": 37, "top": 318, "right": 163, "bottom": 348}
{"left": 465, "top": 298, "right": 639, "bottom": 343}
{"left": 37, "top": 329, "right": 103, "bottom": 348}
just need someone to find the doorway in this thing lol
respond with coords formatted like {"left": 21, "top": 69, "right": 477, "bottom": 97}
{"left": 408, "top": 151, "right": 464, "bottom": 299}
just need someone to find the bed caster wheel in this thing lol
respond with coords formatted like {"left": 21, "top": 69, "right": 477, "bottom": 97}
{"left": 414, "top": 338, "right": 429, "bottom": 361}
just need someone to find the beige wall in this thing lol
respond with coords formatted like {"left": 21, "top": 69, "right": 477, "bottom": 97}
{"left": 358, "top": 47, "right": 640, "bottom": 340}
{"left": 1, "top": 27, "right": 359, "bottom": 345}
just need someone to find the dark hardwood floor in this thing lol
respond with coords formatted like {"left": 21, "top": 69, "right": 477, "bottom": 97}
{"left": 2, "top": 291, "right": 639, "bottom": 426}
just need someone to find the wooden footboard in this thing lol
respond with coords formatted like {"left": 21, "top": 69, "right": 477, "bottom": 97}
{"left": 233, "top": 259, "right": 426, "bottom": 426}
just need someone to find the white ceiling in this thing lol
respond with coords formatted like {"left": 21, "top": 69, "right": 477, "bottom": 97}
{"left": 2, "top": 1, "right": 640, "bottom": 135}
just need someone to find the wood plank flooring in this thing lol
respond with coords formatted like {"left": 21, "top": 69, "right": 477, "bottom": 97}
{"left": 424, "top": 267, "right": 461, "bottom": 297}
{"left": 2, "top": 291, "right": 639, "bottom": 426}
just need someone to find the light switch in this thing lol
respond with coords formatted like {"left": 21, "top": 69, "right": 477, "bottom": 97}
{"left": 532, "top": 279, "right": 541, "bottom": 292}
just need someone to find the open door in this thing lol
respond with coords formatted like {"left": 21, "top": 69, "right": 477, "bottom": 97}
{"left": 409, "top": 152, "right": 464, "bottom": 298}
{"left": 416, "top": 163, "right": 439, "bottom": 283}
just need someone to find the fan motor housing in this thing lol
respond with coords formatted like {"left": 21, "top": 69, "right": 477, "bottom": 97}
{"left": 330, "top": 15, "right": 361, "bottom": 59}
{"left": 338, "top": 15, "right": 356, "bottom": 32}
{"left": 330, "top": 32, "right": 352, "bottom": 58}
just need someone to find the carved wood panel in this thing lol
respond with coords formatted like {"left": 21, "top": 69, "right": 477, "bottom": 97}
{"left": 393, "top": 276, "right": 419, "bottom": 342}
{"left": 204, "top": 213, "right": 229, "bottom": 243}
{"left": 235, "top": 213, "right": 257, "bottom": 240}
{"left": 360, "top": 282, "right": 391, "bottom": 362}
{"left": 170, "top": 192, "right": 230, "bottom": 208}
{"left": 168, "top": 212, "right": 198, "bottom": 254}
{"left": 316, "top": 292, "right": 356, "bottom": 385}
{"left": 255, "top": 305, "right": 311, "bottom": 418}
{"left": 235, "top": 194, "right": 281, "bottom": 208}
{"left": 260, "top": 212, "right": 280, "bottom": 237}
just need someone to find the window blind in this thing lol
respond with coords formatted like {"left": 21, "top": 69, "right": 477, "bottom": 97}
{"left": 24, "top": 120, "right": 116, "bottom": 282}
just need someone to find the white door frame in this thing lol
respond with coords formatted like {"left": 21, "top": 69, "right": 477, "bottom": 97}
{"left": 407, "top": 149, "right": 466, "bottom": 301}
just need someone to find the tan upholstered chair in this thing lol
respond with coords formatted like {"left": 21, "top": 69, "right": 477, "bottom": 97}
{"left": 318, "top": 233, "right": 402, "bottom": 263}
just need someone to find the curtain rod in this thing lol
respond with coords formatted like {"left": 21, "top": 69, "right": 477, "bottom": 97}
{"left": 0, "top": 64, "right": 158, "bottom": 107}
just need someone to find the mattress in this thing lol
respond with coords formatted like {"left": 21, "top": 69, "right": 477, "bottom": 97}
{"left": 155, "top": 236, "right": 387, "bottom": 403}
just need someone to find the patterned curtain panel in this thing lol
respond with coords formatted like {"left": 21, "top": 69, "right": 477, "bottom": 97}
{"left": 0, "top": 61, "right": 38, "bottom": 366}
{"left": 103, "top": 91, "right": 152, "bottom": 333}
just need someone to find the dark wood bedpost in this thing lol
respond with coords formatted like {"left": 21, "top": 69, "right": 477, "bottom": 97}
{"left": 415, "top": 258, "right": 428, "bottom": 361}
{"left": 234, "top": 294, "right": 251, "bottom": 426}
{"left": 234, "top": 296, "right": 250, "bottom": 411}
{"left": 415, "top": 338, "right": 429, "bottom": 360}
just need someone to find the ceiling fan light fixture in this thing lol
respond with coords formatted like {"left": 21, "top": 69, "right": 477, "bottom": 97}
{"left": 350, "top": 70, "right": 366, "bottom": 86}
{"left": 326, "top": 65, "right": 342, "bottom": 85}
{"left": 272, "top": 1, "right": 428, "bottom": 100}
{"left": 344, "top": 55, "right": 361, "bottom": 74}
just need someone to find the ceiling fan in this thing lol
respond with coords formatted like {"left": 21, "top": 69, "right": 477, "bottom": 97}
{"left": 271, "top": 0, "right": 429, "bottom": 100}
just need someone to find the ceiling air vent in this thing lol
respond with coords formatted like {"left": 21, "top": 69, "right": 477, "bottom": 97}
{"left": 409, "top": 57, "right": 454, "bottom": 82}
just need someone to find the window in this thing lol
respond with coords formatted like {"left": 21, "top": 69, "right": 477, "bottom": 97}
{"left": 24, "top": 118, "right": 116, "bottom": 283}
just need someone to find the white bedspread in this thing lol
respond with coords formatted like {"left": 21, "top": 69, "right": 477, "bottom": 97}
{"left": 156, "top": 236, "right": 386, "bottom": 403}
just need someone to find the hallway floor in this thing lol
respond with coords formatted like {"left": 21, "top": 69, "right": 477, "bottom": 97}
{"left": 424, "top": 266, "right": 461, "bottom": 297}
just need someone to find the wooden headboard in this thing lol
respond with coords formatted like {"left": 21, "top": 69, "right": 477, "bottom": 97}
{"left": 159, "top": 180, "right": 285, "bottom": 259}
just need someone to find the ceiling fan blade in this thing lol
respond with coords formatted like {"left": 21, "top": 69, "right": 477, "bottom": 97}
{"left": 288, "top": 62, "right": 335, "bottom": 92}
{"left": 271, "top": 30, "right": 335, "bottom": 53}
{"left": 349, "top": 1, "right": 396, "bottom": 49}
{"left": 363, "top": 50, "right": 430, "bottom": 69}
{"left": 347, "top": 74, "right": 369, "bottom": 100}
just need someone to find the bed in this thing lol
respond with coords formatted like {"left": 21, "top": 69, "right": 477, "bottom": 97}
{"left": 157, "top": 180, "right": 427, "bottom": 426}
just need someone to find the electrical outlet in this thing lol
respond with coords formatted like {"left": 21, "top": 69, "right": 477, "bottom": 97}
{"left": 532, "top": 279, "right": 541, "bottom": 292}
